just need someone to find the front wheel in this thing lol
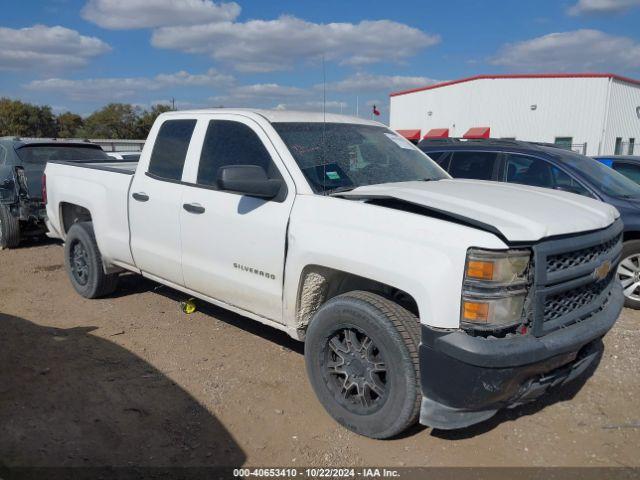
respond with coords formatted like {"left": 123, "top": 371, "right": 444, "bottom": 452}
{"left": 64, "top": 221, "right": 118, "bottom": 298}
{"left": 617, "top": 240, "right": 640, "bottom": 309}
{"left": 305, "top": 291, "right": 421, "bottom": 439}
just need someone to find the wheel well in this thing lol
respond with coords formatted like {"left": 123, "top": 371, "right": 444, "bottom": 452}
{"left": 295, "top": 266, "right": 419, "bottom": 335}
{"left": 60, "top": 203, "right": 92, "bottom": 235}
{"left": 623, "top": 231, "right": 640, "bottom": 243}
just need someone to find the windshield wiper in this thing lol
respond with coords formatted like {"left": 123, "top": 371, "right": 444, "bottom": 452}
{"left": 327, "top": 186, "right": 357, "bottom": 195}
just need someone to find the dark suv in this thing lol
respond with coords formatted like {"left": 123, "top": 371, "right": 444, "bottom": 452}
{"left": 419, "top": 138, "right": 640, "bottom": 309}
{"left": 0, "top": 137, "right": 110, "bottom": 248}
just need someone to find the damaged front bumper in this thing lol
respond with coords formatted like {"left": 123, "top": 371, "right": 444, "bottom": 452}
{"left": 418, "top": 281, "right": 623, "bottom": 430}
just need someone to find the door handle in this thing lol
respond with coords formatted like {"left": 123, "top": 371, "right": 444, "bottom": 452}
{"left": 132, "top": 192, "right": 149, "bottom": 202}
{"left": 183, "top": 202, "right": 205, "bottom": 214}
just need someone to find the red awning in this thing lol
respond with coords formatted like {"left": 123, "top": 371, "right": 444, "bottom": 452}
{"left": 396, "top": 129, "right": 421, "bottom": 141}
{"left": 463, "top": 127, "right": 491, "bottom": 139}
{"left": 424, "top": 128, "right": 449, "bottom": 139}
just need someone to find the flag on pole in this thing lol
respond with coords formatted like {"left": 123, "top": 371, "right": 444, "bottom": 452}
{"left": 372, "top": 105, "right": 380, "bottom": 116}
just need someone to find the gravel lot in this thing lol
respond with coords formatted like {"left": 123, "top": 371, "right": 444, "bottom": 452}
{"left": 1, "top": 239, "right": 639, "bottom": 468}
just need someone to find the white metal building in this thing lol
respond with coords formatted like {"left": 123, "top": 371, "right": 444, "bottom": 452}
{"left": 389, "top": 73, "right": 640, "bottom": 156}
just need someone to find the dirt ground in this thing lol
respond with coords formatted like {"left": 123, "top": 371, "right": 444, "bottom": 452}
{"left": 1, "top": 238, "right": 639, "bottom": 469}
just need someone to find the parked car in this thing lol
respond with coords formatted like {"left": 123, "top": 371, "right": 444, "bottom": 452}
{"left": 45, "top": 110, "right": 622, "bottom": 436}
{"left": 594, "top": 155, "right": 640, "bottom": 184}
{"left": 0, "top": 137, "right": 111, "bottom": 248}
{"left": 419, "top": 138, "right": 640, "bottom": 309}
{"left": 106, "top": 151, "right": 141, "bottom": 162}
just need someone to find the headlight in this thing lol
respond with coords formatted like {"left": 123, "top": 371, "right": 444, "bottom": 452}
{"left": 465, "top": 249, "right": 530, "bottom": 286}
{"left": 461, "top": 248, "right": 531, "bottom": 330}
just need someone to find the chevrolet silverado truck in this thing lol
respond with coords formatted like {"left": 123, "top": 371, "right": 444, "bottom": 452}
{"left": 44, "top": 109, "right": 624, "bottom": 437}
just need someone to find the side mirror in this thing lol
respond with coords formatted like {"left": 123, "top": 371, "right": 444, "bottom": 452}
{"left": 217, "top": 165, "right": 283, "bottom": 199}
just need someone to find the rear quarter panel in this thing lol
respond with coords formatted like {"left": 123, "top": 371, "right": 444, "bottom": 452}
{"left": 45, "top": 162, "right": 135, "bottom": 268}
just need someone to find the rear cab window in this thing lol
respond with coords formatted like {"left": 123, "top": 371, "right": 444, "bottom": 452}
{"left": 147, "top": 119, "right": 197, "bottom": 180}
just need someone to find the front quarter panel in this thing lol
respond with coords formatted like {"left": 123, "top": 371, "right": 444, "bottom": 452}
{"left": 284, "top": 195, "right": 508, "bottom": 329}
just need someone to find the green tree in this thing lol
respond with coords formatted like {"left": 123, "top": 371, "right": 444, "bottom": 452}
{"left": 0, "top": 98, "right": 57, "bottom": 137}
{"left": 134, "top": 104, "right": 173, "bottom": 139}
{"left": 78, "top": 103, "right": 139, "bottom": 139}
{"left": 56, "top": 112, "right": 84, "bottom": 138}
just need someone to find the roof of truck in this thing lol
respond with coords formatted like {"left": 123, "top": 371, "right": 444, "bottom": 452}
{"left": 162, "top": 108, "right": 383, "bottom": 126}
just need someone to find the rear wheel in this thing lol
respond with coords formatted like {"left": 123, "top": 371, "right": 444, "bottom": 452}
{"left": 0, "top": 205, "right": 20, "bottom": 249}
{"left": 617, "top": 240, "right": 640, "bottom": 309}
{"left": 305, "top": 291, "right": 421, "bottom": 439}
{"left": 64, "top": 222, "right": 118, "bottom": 298}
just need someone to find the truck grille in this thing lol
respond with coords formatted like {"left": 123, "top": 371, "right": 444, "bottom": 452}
{"left": 530, "top": 219, "right": 623, "bottom": 337}
{"left": 543, "top": 272, "right": 614, "bottom": 322}
{"left": 547, "top": 234, "right": 621, "bottom": 274}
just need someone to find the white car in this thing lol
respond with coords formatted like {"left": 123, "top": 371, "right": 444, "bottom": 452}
{"left": 106, "top": 151, "right": 141, "bottom": 161}
{"left": 43, "top": 109, "right": 623, "bottom": 437}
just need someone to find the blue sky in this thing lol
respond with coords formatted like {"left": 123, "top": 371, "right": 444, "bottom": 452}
{"left": 1, "top": 0, "right": 640, "bottom": 122}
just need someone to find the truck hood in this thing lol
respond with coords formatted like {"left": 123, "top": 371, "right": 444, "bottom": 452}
{"left": 338, "top": 179, "right": 619, "bottom": 242}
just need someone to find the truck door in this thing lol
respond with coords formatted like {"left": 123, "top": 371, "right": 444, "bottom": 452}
{"left": 179, "top": 116, "right": 294, "bottom": 323}
{"left": 129, "top": 118, "right": 197, "bottom": 286}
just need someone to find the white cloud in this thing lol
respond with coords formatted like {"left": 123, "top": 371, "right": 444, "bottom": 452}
{"left": 209, "top": 83, "right": 310, "bottom": 107}
{"left": 322, "top": 73, "right": 438, "bottom": 93}
{"left": 223, "top": 83, "right": 308, "bottom": 99}
{"left": 152, "top": 15, "right": 440, "bottom": 72}
{"left": 568, "top": 0, "right": 640, "bottom": 15}
{"left": 0, "top": 24, "right": 110, "bottom": 71}
{"left": 24, "top": 69, "right": 234, "bottom": 101}
{"left": 82, "top": 0, "right": 240, "bottom": 29}
{"left": 274, "top": 100, "right": 349, "bottom": 113}
{"left": 491, "top": 29, "right": 640, "bottom": 71}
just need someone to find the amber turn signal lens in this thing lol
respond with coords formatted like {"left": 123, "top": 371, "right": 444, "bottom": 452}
{"left": 466, "top": 260, "right": 494, "bottom": 280}
{"left": 462, "top": 301, "right": 489, "bottom": 322}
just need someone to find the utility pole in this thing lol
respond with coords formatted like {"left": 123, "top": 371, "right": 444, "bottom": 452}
{"left": 171, "top": 97, "right": 176, "bottom": 110}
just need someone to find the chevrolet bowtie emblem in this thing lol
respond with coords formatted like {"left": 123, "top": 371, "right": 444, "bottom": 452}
{"left": 593, "top": 260, "right": 612, "bottom": 282}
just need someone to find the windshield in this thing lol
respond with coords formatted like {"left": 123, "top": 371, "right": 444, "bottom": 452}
{"left": 548, "top": 148, "right": 640, "bottom": 198}
{"left": 272, "top": 122, "right": 448, "bottom": 193}
{"left": 16, "top": 145, "right": 110, "bottom": 163}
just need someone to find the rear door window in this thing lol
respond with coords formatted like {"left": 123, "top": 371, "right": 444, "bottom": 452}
{"left": 448, "top": 151, "right": 499, "bottom": 180}
{"left": 506, "top": 154, "right": 555, "bottom": 188}
{"left": 506, "top": 154, "right": 591, "bottom": 196}
{"left": 613, "top": 162, "right": 640, "bottom": 184}
{"left": 148, "top": 119, "right": 197, "bottom": 181}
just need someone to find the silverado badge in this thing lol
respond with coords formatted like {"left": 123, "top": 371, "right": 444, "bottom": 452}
{"left": 593, "top": 260, "right": 612, "bottom": 282}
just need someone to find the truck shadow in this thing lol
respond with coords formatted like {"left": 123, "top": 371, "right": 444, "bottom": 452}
{"left": 0, "top": 313, "right": 246, "bottom": 469}
{"left": 430, "top": 343, "right": 603, "bottom": 440}
{"left": 115, "top": 273, "right": 304, "bottom": 355}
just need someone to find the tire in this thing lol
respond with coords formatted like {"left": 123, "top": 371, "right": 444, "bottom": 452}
{"left": 64, "top": 221, "right": 118, "bottom": 298}
{"left": 0, "top": 204, "right": 20, "bottom": 249}
{"left": 305, "top": 290, "right": 421, "bottom": 439}
{"left": 618, "top": 239, "right": 640, "bottom": 309}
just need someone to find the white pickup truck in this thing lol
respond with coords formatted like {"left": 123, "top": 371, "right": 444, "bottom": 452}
{"left": 45, "top": 109, "right": 624, "bottom": 437}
